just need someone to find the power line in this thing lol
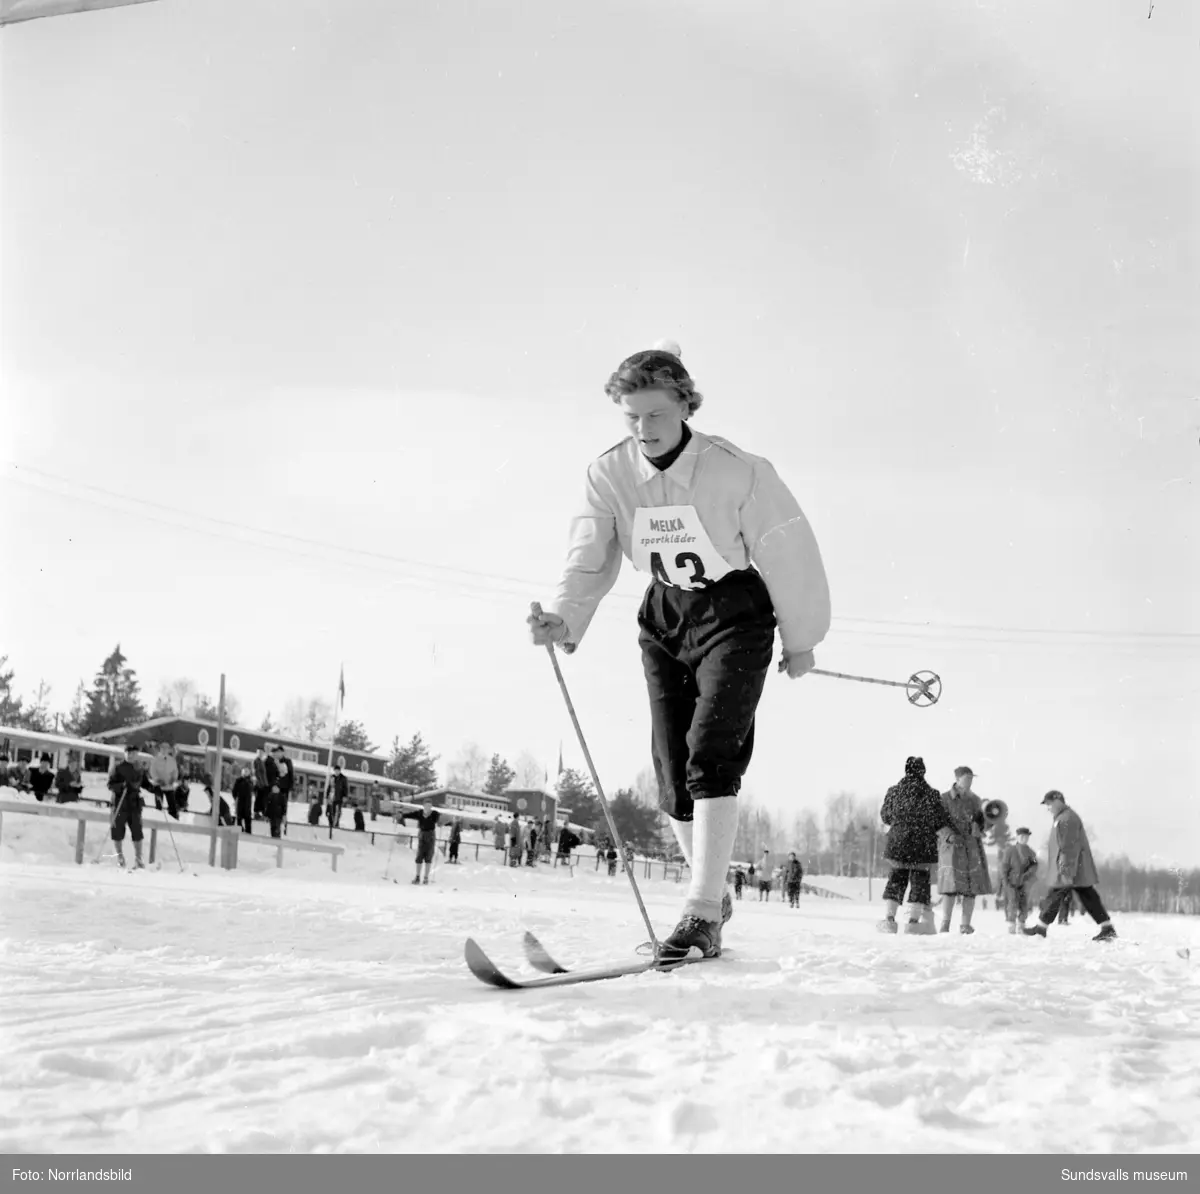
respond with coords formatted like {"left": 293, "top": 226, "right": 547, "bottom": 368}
{"left": 6, "top": 462, "right": 1198, "bottom": 648}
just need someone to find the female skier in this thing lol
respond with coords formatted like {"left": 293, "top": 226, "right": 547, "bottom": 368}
{"left": 527, "top": 342, "right": 831, "bottom": 960}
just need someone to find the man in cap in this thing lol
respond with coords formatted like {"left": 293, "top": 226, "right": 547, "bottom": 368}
{"left": 1023, "top": 791, "right": 1116, "bottom": 942}
{"left": 1000, "top": 826, "right": 1039, "bottom": 935}
{"left": 936, "top": 765, "right": 992, "bottom": 933}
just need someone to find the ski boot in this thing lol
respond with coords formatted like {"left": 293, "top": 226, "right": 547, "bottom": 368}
{"left": 1092, "top": 924, "right": 1117, "bottom": 943}
{"left": 721, "top": 890, "right": 733, "bottom": 926}
{"left": 876, "top": 917, "right": 899, "bottom": 934}
{"left": 1022, "top": 923, "right": 1049, "bottom": 938}
{"left": 659, "top": 916, "right": 722, "bottom": 961}
{"left": 960, "top": 924, "right": 975, "bottom": 935}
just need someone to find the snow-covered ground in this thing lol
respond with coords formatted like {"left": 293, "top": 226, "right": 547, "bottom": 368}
{"left": 2, "top": 803, "right": 1198, "bottom": 1155}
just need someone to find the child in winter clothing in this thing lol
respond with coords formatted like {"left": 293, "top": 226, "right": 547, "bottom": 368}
{"left": 1001, "top": 828, "right": 1038, "bottom": 933}
{"left": 783, "top": 853, "right": 804, "bottom": 907}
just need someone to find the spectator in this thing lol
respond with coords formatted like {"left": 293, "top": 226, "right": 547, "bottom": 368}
{"left": 170, "top": 774, "right": 190, "bottom": 818}
{"left": 149, "top": 742, "right": 179, "bottom": 815}
{"left": 308, "top": 796, "right": 322, "bottom": 826}
{"left": 526, "top": 821, "right": 539, "bottom": 867}
{"left": 732, "top": 867, "right": 745, "bottom": 901}
{"left": 0, "top": 754, "right": 9, "bottom": 787}
{"left": 30, "top": 756, "right": 55, "bottom": 802}
{"left": 107, "top": 744, "right": 146, "bottom": 869}
{"left": 233, "top": 766, "right": 254, "bottom": 834}
{"left": 1001, "top": 827, "right": 1039, "bottom": 934}
{"left": 253, "top": 747, "right": 270, "bottom": 820}
{"left": 508, "top": 815, "right": 524, "bottom": 868}
{"left": 265, "top": 749, "right": 286, "bottom": 838}
{"left": 55, "top": 758, "right": 83, "bottom": 804}
{"left": 937, "top": 765, "right": 992, "bottom": 934}
{"left": 783, "top": 852, "right": 804, "bottom": 907}
{"left": 604, "top": 840, "right": 618, "bottom": 877}
{"left": 1024, "top": 792, "right": 1117, "bottom": 942}
{"left": 327, "top": 763, "right": 348, "bottom": 830}
{"left": 878, "top": 756, "right": 953, "bottom": 935}
{"left": 353, "top": 806, "right": 365, "bottom": 832}
{"left": 273, "top": 747, "right": 295, "bottom": 833}
{"left": 448, "top": 818, "right": 463, "bottom": 864}
{"left": 413, "top": 798, "right": 440, "bottom": 885}
{"left": 11, "top": 759, "right": 31, "bottom": 791}
{"left": 557, "top": 823, "right": 580, "bottom": 861}
{"left": 203, "top": 773, "right": 235, "bottom": 826}
{"left": 493, "top": 816, "right": 507, "bottom": 858}
{"left": 757, "top": 848, "right": 774, "bottom": 901}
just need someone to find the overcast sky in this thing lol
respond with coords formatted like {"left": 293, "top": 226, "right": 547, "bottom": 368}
{"left": 1, "top": 0, "right": 1197, "bottom": 865}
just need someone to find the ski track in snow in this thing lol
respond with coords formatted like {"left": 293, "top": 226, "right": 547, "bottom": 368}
{"left": 1, "top": 810, "right": 1198, "bottom": 1154}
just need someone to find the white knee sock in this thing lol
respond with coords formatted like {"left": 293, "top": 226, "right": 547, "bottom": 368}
{"left": 681, "top": 797, "right": 738, "bottom": 922}
{"left": 668, "top": 816, "right": 694, "bottom": 869}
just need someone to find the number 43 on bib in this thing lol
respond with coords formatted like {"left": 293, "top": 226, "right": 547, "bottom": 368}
{"left": 631, "top": 506, "right": 733, "bottom": 591}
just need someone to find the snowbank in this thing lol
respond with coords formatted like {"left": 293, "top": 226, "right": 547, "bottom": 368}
{"left": 1, "top": 807, "right": 1198, "bottom": 1154}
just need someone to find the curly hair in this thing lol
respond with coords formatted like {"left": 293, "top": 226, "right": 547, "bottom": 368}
{"left": 604, "top": 349, "right": 704, "bottom": 416}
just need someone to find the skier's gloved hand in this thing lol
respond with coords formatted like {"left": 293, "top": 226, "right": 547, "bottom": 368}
{"left": 778, "top": 649, "right": 815, "bottom": 679}
{"left": 527, "top": 608, "right": 568, "bottom": 647}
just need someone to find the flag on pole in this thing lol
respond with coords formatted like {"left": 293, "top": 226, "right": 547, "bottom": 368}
{"left": 557, "top": 741, "right": 563, "bottom": 777}
{"left": 337, "top": 665, "right": 345, "bottom": 711}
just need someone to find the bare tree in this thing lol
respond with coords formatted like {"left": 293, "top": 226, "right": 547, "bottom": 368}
{"left": 824, "top": 792, "right": 857, "bottom": 875}
{"left": 446, "top": 742, "right": 489, "bottom": 792}
{"left": 165, "top": 677, "right": 197, "bottom": 715}
{"left": 279, "top": 696, "right": 332, "bottom": 742}
{"left": 512, "top": 750, "right": 545, "bottom": 789}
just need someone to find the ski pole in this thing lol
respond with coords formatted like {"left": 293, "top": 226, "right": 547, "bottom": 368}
{"left": 531, "top": 603, "right": 661, "bottom": 955}
{"left": 92, "top": 787, "right": 127, "bottom": 864}
{"left": 782, "top": 663, "right": 943, "bottom": 707}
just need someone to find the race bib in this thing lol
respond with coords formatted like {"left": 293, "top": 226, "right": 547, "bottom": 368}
{"left": 631, "top": 505, "right": 733, "bottom": 591}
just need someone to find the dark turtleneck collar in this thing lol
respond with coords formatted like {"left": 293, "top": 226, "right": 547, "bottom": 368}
{"left": 644, "top": 421, "right": 692, "bottom": 472}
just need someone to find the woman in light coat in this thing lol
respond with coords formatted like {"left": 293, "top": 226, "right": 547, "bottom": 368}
{"left": 936, "top": 766, "right": 992, "bottom": 933}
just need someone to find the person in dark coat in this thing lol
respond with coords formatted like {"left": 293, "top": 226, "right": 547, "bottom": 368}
{"left": 878, "top": 756, "right": 954, "bottom": 935}
{"left": 448, "top": 818, "right": 463, "bottom": 863}
{"left": 783, "top": 852, "right": 804, "bottom": 907}
{"left": 29, "top": 757, "right": 55, "bottom": 802}
{"left": 1024, "top": 791, "right": 1116, "bottom": 942}
{"left": 252, "top": 748, "right": 270, "bottom": 820}
{"left": 557, "top": 824, "right": 580, "bottom": 861}
{"left": 55, "top": 761, "right": 82, "bottom": 803}
{"left": 233, "top": 766, "right": 254, "bottom": 834}
{"left": 265, "top": 749, "right": 286, "bottom": 838}
{"left": 327, "top": 764, "right": 348, "bottom": 829}
{"left": 107, "top": 744, "right": 146, "bottom": 869}
{"left": 732, "top": 867, "right": 745, "bottom": 900}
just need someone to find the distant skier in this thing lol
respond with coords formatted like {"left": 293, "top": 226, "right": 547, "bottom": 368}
{"left": 108, "top": 744, "right": 146, "bottom": 869}
{"left": 878, "top": 756, "right": 952, "bottom": 934}
{"left": 783, "top": 852, "right": 804, "bottom": 907}
{"left": 732, "top": 867, "right": 745, "bottom": 900}
{"left": 412, "top": 798, "right": 440, "bottom": 885}
{"left": 1024, "top": 792, "right": 1116, "bottom": 942}
{"left": 528, "top": 342, "right": 830, "bottom": 960}
{"left": 448, "top": 818, "right": 463, "bottom": 864}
